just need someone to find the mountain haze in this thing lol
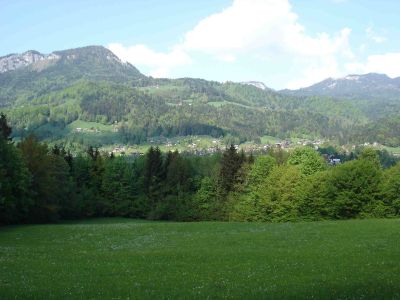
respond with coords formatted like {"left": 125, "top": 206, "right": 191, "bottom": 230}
{"left": 282, "top": 73, "right": 400, "bottom": 100}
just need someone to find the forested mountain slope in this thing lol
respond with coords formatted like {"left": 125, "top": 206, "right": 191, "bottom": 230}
{"left": 1, "top": 45, "right": 400, "bottom": 146}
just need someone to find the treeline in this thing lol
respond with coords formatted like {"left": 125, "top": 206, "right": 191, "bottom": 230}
{"left": 1, "top": 114, "right": 400, "bottom": 225}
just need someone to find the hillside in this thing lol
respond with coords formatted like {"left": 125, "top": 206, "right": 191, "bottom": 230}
{"left": 0, "top": 46, "right": 145, "bottom": 107}
{"left": 1, "top": 45, "right": 400, "bottom": 147}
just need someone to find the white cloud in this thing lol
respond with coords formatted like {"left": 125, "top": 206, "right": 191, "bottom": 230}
{"left": 366, "top": 26, "right": 386, "bottom": 44}
{"left": 286, "top": 57, "right": 341, "bottom": 89}
{"left": 182, "top": 0, "right": 353, "bottom": 61}
{"left": 182, "top": 0, "right": 354, "bottom": 88}
{"left": 108, "top": 0, "right": 354, "bottom": 87}
{"left": 346, "top": 53, "right": 400, "bottom": 78}
{"left": 108, "top": 43, "right": 191, "bottom": 77}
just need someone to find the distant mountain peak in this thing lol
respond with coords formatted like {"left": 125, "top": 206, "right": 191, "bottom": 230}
{"left": 240, "top": 81, "right": 270, "bottom": 90}
{"left": 0, "top": 45, "right": 146, "bottom": 106}
{"left": 54, "top": 45, "right": 121, "bottom": 60}
{"left": 282, "top": 73, "right": 400, "bottom": 100}
{"left": 0, "top": 50, "right": 50, "bottom": 73}
{"left": 342, "top": 74, "right": 360, "bottom": 81}
{"left": 0, "top": 45, "right": 128, "bottom": 74}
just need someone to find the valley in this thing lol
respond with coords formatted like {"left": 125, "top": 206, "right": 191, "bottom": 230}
{"left": 1, "top": 46, "right": 400, "bottom": 152}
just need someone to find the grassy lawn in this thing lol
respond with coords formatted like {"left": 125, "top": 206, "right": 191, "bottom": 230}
{"left": 381, "top": 145, "right": 400, "bottom": 156}
{"left": 1, "top": 218, "right": 399, "bottom": 299}
{"left": 260, "top": 135, "right": 282, "bottom": 144}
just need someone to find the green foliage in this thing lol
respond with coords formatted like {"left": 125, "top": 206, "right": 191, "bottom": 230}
{"left": 0, "top": 112, "right": 12, "bottom": 140}
{"left": 229, "top": 156, "right": 278, "bottom": 221}
{"left": 381, "top": 162, "right": 400, "bottom": 215}
{"left": 3, "top": 71, "right": 398, "bottom": 147}
{"left": 1, "top": 115, "right": 400, "bottom": 225}
{"left": 256, "top": 165, "right": 305, "bottom": 222}
{"left": 359, "top": 147, "right": 381, "bottom": 167}
{"left": 288, "top": 147, "right": 327, "bottom": 175}
{"left": 18, "top": 135, "right": 72, "bottom": 222}
{"left": 143, "top": 146, "right": 163, "bottom": 210}
{"left": 0, "top": 137, "right": 31, "bottom": 224}
{"left": 192, "top": 177, "right": 219, "bottom": 220}
{"left": 101, "top": 157, "right": 142, "bottom": 217}
{"left": 303, "top": 158, "right": 383, "bottom": 219}
{"left": 218, "top": 145, "right": 244, "bottom": 194}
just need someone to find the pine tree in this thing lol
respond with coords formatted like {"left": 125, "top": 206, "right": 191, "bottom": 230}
{"left": 144, "top": 146, "right": 163, "bottom": 209}
{"left": 0, "top": 113, "right": 12, "bottom": 141}
{"left": 18, "top": 134, "right": 70, "bottom": 222}
{"left": 218, "top": 145, "right": 243, "bottom": 195}
{"left": 0, "top": 116, "right": 31, "bottom": 224}
{"left": 248, "top": 152, "right": 255, "bottom": 164}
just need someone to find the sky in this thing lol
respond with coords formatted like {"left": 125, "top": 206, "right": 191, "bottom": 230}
{"left": 1, "top": 0, "right": 400, "bottom": 89}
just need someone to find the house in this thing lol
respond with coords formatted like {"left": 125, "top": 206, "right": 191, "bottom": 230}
{"left": 329, "top": 158, "right": 341, "bottom": 165}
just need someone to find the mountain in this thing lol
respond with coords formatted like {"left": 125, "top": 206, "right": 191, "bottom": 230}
{"left": 0, "top": 46, "right": 145, "bottom": 106}
{"left": 282, "top": 73, "right": 400, "bottom": 100}
{"left": 0, "top": 50, "right": 54, "bottom": 73}
{"left": 0, "top": 46, "right": 143, "bottom": 76}
{"left": 1, "top": 45, "right": 400, "bottom": 148}
{"left": 240, "top": 81, "right": 271, "bottom": 91}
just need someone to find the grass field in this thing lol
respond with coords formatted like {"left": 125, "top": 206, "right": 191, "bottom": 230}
{"left": 65, "top": 120, "right": 115, "bottom": 132}
{"left": 1, "top": 218, "right": 399, "bottom": 299}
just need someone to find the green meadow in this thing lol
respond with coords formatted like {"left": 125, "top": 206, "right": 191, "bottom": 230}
{"left": 1, "top": 218, "right": 399, "bottom": 299}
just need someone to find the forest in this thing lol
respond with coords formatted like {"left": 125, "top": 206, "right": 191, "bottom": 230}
{"left": 1, "top": 113, "right": 400, "bottom": 225}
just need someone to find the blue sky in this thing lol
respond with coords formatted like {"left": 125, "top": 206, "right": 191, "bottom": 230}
{"left": 1, "top": 0, "right": 400, "bottom": 89}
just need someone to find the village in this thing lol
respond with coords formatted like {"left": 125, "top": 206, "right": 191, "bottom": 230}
{"left": 71, "top": 125, "right": 397, "bottom": 163}
{"left": 104, "top": 136, "right": 346, "bottom": 164}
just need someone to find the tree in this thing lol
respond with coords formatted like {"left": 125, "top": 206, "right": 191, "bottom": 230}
{"left": 101, "top": 157, "right": 140, "bottom": 217}
{"left": 256, "top": 165, "right": 305, "bottom": 222}
{"left": 18, "top": 134, "right": 71, "bottom": 222}
{"left": 267, "top": 148, "right": 289, "bottom": 165}
{"left": 70, "top": 154, "right": 94, "bottom": 217}
{"left": 323, "top": 158, "right": 382, "bottom": 219}
{"left": 248, "top": 152, "right": 255, "bottom": 164}
{"left": 287, "top": 147, "right": 326, "bottom": 176}
{"left": 166, "top": 151, "right": 191, "bottom": 192}
{"left": 144, "top": 146, "right": 163, "bottom": 209}
{"left": 381, "top": 162, "right": 400, "bottom": 215}
{"left": 193, "top": 176, "right": 219, "bottom": 220}
{"left": 0, "top": 118, "right": 32, "bottom": 224}
{"left": 359, "top": 148, "right": 381, "bottom": 168}
{"left": 247, "top": 156, "right": 276, "bottom": 186}
{"left": 296, "top": 170, "right": 333, "bottom": 220}
{"left": 218, "top": 145, "right": 243, "bottom": 194}
{"left": 0, "top": 113, "right": 12, "bottom": 141}
{"left": 229, "top": 155, "right": 277, "bottom": 221}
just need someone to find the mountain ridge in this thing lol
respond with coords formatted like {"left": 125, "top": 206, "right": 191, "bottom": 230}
{"left": 0, "top": 45, "right": 141, "bottom": 75}
{"left": 281, "top": 73, "right": 400, "bottom": 100}
{"left": 1, "top": 45, "right": 400, "bottom": 147}
{"left": 2, "top": 46, "right": 399, "bottom": 101}
{"left": 0, "top": 45, "right": 145, "bottom": 107}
